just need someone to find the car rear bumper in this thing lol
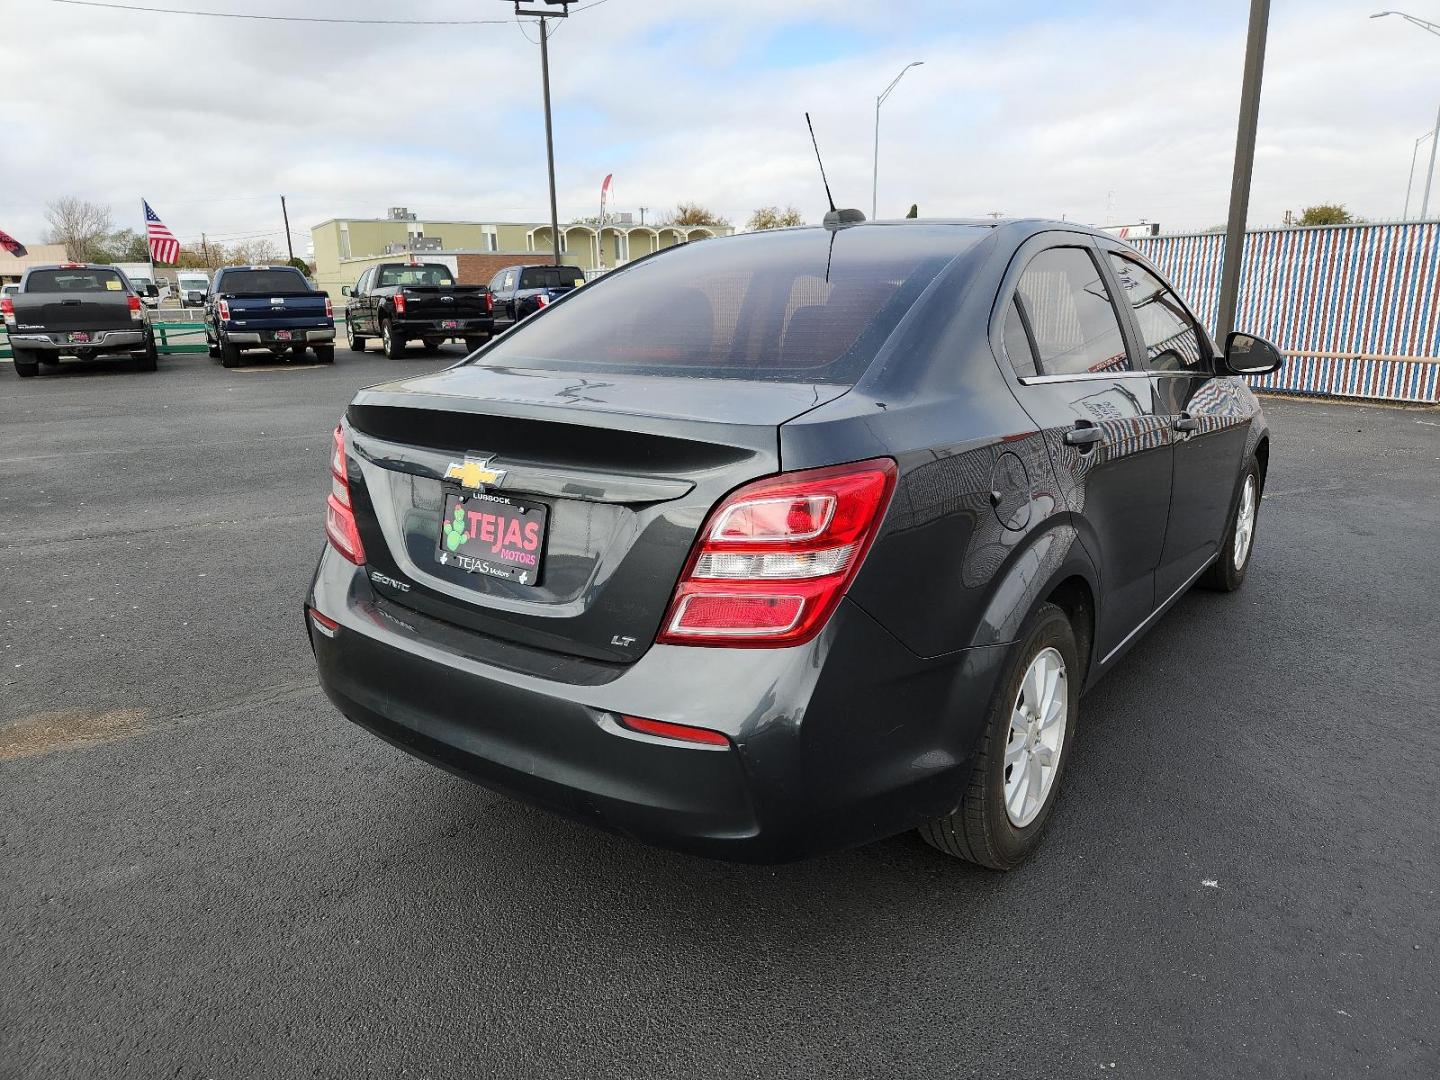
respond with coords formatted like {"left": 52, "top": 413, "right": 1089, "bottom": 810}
{"left": 392, "top": 317, "right": 494, "bottom": 338}
{"left": 10, "top": 329, "right": 147, "bottom": 351}
{"left": 306, "top": 548, "right": 1006, "bottom": 862}
{"left": 227, "top": 326, "right": 335, "bottom": 344}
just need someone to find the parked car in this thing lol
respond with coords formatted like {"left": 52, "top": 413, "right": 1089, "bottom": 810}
{"left": 487, "top": 263, "right": 585, "bottom": 332}
{"left": 204, "top": 265, "right": 334, "bottom": 367}
{"left": 306, "top": 220, "right": 1282, "bottom": 867}
{"left": 115, "top": 263, "right": 166, "bottom": 307}
{"left": 2, "top": 263, "right": 157, "bottom": 377}
{"left": 342, "top": 261, "right": 493, "bottom": 358}
{"left": 176, "top": 272, "right": 210, "bottom": 306}
{"left": 1, "top": 283, "right": 19, "bottom": 302}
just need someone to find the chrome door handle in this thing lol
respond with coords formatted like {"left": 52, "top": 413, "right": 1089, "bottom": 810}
{"left": 1064, "top": 423, "right": 1104, "bottom": 448}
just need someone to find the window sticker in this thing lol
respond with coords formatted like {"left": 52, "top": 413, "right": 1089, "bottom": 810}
{"left": 105, "top": 280, "right": 122, "bottom": 290}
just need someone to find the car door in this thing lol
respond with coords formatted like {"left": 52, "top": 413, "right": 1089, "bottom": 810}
{"left": 495, "top": 268, "right": 517, "bottom": 326}
{"left": 349, "top": 268, "right": 371, "bottom": 333}
{"left": 1102, "top": 244, "right": 1254, "bottom": 599}
{"left": 996, "top": 236, "right": 1174, "bottom": 659}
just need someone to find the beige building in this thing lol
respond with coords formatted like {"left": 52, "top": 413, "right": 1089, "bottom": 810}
{"left": 311, "top": 208, "right": 732, "bottom": 298}
{"left": 0, "top": 243, "right": 69, "bottom": 284}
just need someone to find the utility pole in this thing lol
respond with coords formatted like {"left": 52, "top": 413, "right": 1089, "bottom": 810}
{"left": 539, "top": 17, "right": 561, "bottom": 266}
{"left": 1216, "top": 0, "right": 1270, "bottom": 344}
{"left": 280, "top": 195, "right": 295, "bottom": 263}
{"left": 201, "top": 232, "right": 211, "bottom": 268}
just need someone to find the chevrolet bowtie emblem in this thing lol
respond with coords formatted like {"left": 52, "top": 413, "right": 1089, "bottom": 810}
{"left": 444, "top": 455, "right": 507, "bottom": 490}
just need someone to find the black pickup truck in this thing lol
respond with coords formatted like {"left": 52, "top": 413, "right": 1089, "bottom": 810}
{"left": 342, "top": 262, "right": 493, "bottom": 358}
{"left": 204, "top": 265, "right": 336, "bottom": 368}
{"left": 2, "top": 264, "right": 157, "bottom": 377}
{"left": 487, "top": 263, "right": 586, "bottom": 332}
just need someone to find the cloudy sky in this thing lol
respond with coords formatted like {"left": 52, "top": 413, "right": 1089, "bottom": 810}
{"left": 2, "top": 0, "right": 1438, "bottom": 253}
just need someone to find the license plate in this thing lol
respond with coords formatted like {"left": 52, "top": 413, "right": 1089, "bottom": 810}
{"left": 441, "top": 320, "right": 459, "bottom": 330}
{"left": 435, "top": 492, "right": 546, "bottom": 586}
{"left": 68, "top": 331, "right": 90, "bottom": 343}
{"left": 273, "top": 330, "right": 293, "bottom": 341}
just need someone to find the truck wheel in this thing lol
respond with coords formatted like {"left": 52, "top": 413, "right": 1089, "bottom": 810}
{"left": 346, "top": 321, "right": 366, "bottom": 352}
{"left": 464, "top": 336, "right": 488, "bottom": 353}
{"left": 220, "top": 337, "right": 242, "bottom": 369}
{"left": 381, "top": 319, "right": 405, "bottom": 359}
{"left": 313, "top": 345, "right": 335, "bottom": 364}
{"left": 135, "top": 335, "right": 159, "bottom": 372}
{"left": 12, "top": 348, "right": 39, "bottom": 378}
{"left": 206, "top": 328, "right": 220, "bottom": 358}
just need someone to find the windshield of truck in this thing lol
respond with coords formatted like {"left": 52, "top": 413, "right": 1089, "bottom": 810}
{"left": 376, "top": 265, "right": 455, "bottom": 287}
{"left": 26, "top": 269, "right": 128, "bottom": 293}
{"left": 519, "top": 266, "right": 585, "bottom": 290}
{"left": 217, "top": 268, "right": 311, "bottom": 295}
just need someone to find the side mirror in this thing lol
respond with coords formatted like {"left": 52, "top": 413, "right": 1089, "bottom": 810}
{"left": 1221, "top": 331, "right": 1283, "bottom": 376}
{"left": 341, "top": 285, "right": 352, "bottom": 296}
{"left": 146, "top": 284, "right": 159, "bottom": 297}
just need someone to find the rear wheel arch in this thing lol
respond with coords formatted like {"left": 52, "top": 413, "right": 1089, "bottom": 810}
{"left": 1043, "top": 575, "right": 1095, "bottom": 687}
{"left": 965, "top": 522, "right": 1098, "bottom": 652}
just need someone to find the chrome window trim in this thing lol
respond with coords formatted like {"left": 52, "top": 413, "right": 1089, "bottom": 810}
{"left": 1017, "top": 369, "right": 1151, "bottom": 386}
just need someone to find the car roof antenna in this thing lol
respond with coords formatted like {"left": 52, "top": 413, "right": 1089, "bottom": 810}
{"left": 806, "top": 113, "right": 866, "bottom": 230}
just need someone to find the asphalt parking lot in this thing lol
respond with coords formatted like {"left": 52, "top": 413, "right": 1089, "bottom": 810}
{"left": 2, "top": 351, "right": 1437, "bottom": 1079}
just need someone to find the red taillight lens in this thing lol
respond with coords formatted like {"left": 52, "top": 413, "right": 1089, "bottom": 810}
{"left": 485, "top": 291, "right": 494, "bottom": 313}
{"left": 324, "top": 297, "right": 333, "bottom": 318}
{"left": 217, "top": 299, "right": 231, "bottom": 321}
{"left": 534, "top": 294, "right": 548, "bottom": 308}
{"left": 127, "top": 294, "right": 143, "bottom": 322}
{"left": 393, "top": 294, "right": 406, "bottom": 315}
{"left": 1, "top": 297, "right": 13, "bottom": 324}
{"left": 127, "top": 294, "right": 142, "bottom": 311}
{"left": 325, "top": 425, "right": 365, "bottom": 565}
{"left": 620, "top": 715, "right": 730, "bottom": 747}
{"left": 307, "top": 607, "right": 339, "bottom": 638}
{"left": 657, "top": 458, "right": 896, "bottom": 647}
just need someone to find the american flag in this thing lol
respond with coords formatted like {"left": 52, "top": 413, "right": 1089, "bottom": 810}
{"left": 144, "top": 199, "right": 180, "bottom": 264}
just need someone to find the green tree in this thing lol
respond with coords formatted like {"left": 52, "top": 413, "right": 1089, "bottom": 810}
{"left": 286, "top": 256, "right": 311, "bottom": 275}
{"left": 1298, "top": 204, "right": 1355, "bottom": 226}
{"left": 747, "top": 206, "right": 804, "bottom": 230}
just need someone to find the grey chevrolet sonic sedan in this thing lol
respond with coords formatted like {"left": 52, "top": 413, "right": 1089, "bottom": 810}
{"left": 306, "top": 219, "right": 1282, "bottom": 868}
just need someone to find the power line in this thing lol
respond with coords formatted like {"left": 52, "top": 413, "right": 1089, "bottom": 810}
{"left": 44, "top": 0, "right": 513, "bottom": 25}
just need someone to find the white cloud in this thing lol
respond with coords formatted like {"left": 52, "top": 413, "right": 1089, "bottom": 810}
{"left": 0, "top": 0, "right": 1434, "bottom": 248}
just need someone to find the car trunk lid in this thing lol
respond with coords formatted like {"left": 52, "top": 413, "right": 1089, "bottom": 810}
{"left": 344, "top": 365, "right": 846, "bottom": 662}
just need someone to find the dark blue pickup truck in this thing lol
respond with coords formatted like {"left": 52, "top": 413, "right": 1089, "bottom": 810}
{"left": 204, "top": 265, "right": 335, "bottom": 368}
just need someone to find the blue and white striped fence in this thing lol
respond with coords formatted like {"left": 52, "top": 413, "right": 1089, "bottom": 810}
{"left": 1132, "top": 222, "right": 1440, "bottom": 404}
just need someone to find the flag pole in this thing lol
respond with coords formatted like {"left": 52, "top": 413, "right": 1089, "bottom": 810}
{"left": 143, "top": 197, "right": 155, "bottom": 287}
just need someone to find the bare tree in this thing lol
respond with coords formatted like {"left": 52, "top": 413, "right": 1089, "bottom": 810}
{"left": 44, "top": 197, "right": 113, "bottom": 262}
{"left": 747, "top": 206, "right": 804, "bottom": 231}
{"left": 224, "top": 238, "right": 282, "bottom": 265}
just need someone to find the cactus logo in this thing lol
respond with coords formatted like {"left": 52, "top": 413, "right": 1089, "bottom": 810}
{"left": 442, "top": 505, "right": 467, "bottom": 551}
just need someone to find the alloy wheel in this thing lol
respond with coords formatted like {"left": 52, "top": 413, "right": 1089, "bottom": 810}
{"left": 1233, "top": 474, "right": 1257, "bottom": 570}
{"left": 1004, "top": 646, "right": 1068, "bottom": 828}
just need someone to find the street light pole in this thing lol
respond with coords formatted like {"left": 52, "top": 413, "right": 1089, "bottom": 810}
{"left": 1216, "top": 0, "right": 1270, "bottom": 345}
{"left": 1405, "top": 129, "right": 1434, "bottom": 218}
{"left": 872, "top": 60, "right": 924, "bottom": 219}
{"left": 1423, "top": 102, "right": 1440, "bottom": 218}
{"left": 1372, "top": 13, "right": 1440, "bottom": 219}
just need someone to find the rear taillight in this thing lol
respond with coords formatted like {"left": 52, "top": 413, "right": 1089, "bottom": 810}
{"left": 485, "top": 291, "right": 494, "bottom": 313}
{"left": 324, "top": 297, "right": 333, "bottom": 319}
{"left": 393, "top": 294, "right": 406, "bottom": 315}
{"left": 217, "top": 299, "right": 231, "bottom": 321}
{"left": 657, "top": 458, "right": 897, "bottom": 647}
{"left": 534, "top": 294, "right": 549, "bottom": 308}
{"left": 325, "top": 424, "right": 366, "bottom": 565}
{"left": 307, "top": 607, "right": 339, "bottom": 638}
{"left": 127, "top": 294, "right": 143, "bottom": 322}
{"left": 1, "top": 297, "right": 13, "bottom": 327}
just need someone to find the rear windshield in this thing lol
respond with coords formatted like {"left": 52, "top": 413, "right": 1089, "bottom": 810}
{"left": 26, "top": 269, "right": 127, "bottom": 293}
{"left": 377, "top": 265, "right": 454, "bottom": 287}
{"left": 217, "top": 268, "right": 311, "bottom": 295}
{"left": 479, "top": 227, "right": 979, "bottom": 383}
{"left": 519, "top": 266, "right": 585, "bottom": 290}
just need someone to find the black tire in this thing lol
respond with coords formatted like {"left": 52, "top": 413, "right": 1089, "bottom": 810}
{"left": 220, "top": 337, "right": 242, "bottom": 369}
{"left": 381, "top": 319, "right": 404, "bottom": 359}
{"left": 206, "top": 326, "right": 220, "bottom": 358}
{"left": 1199, "top": 455, "right": 1261, "bottom": 592}
{"left": 312, "top": 344, "right": 335, "bottom": 364}
{"left": 135, "top": 335, "right": 158, "bottom": 372}
{"left": 12, "top": 347, "right": 39, "bottom": 378}
{"left": 464, "top": 336, "right": 488, "bottom": 353}
{"left": 421, "top": 338, "right": 442, "bottom": 354}
{"left": 919, "top": 602, "right": 1080, "bottom": 869}
{"left": 346, "top": 321, "right": 366, "bottom": 352}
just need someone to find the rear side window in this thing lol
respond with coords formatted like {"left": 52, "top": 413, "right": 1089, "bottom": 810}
{"left": 217, "top": 268, "right": 311, "bottom": 294}
{"left": 1001, "top": 298, "right": 1038, "bottom": 378}
{"left": 377, "top": 265, "right": 455, "bottom": 287}
{"left": 1107, "top": 254, "right": 1207, "bottom": 372}
{"left": 519, "top": 266, "right": 585, "bottom": 289}
{"left": 479, "top": 227, "right": 981, "bottom": 384}
{"left": 26, "top": 269, "right": 126, "bottom": 293}
{"left": 1015, "top": 247, "right": 1130, "bottom": 377}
